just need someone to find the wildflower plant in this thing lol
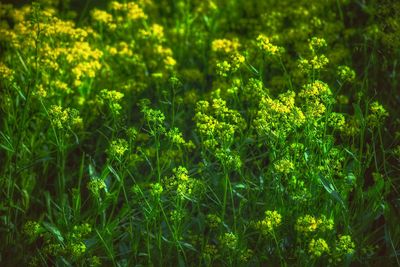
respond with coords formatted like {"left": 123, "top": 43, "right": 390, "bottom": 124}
{"left": 0, "top": 0, "right": 399, "bottom": 266}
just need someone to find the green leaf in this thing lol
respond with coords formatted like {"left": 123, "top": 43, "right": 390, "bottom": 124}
{"left": 42, "top": 222, "right": 64, "bottom": 243}
{"left": 319, "top": 174, "right": 345, "bottom": 208}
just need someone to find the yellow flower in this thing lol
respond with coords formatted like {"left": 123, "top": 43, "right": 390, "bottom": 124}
{"left": 108, "top": 138, "right": 128, "bottom": 158}
{"left": 334, "top": 235, "right": 355, "bottom": 259}
{"left": 211, "top": 38, "right": 240, "bottom": 54}
{"left": 126, "top": 2, "right": 147, "bottom": 21}
{"left": 220, "top": 232, "right": 238, "bottom": 250}
{"left": 255, "top": 210, "right": 282, "bottom": 235}
{"left": 274, "top": 159, "right": 294, "bottom": 175}
{"left": 256, "top": 34, "right": 282, "bottom": 56}
{"left": 91, "top": 8, "right": 113, "bottom": 24}
{"left": 48, "top": 105, "right": 82, "bottom": 130}
{"left": 309, "top": 37, "right": 327, "bottom": 53}
{"left": 309, "top": 238, "right": 329, "bottom": 257}
{"left": 367, "top": 101, "right": 389, "bottom": 127}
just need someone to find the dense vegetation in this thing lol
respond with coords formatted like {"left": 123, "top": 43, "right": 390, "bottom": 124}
{"left": 0, "top": 0, "right": 399, "bottom": 266}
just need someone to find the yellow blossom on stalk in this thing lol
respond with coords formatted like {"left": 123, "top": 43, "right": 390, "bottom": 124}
{"left": 295, "top": 215, "right": 320, "bottom": 234}
{"left": 109, "top": 1, "right": 124, "bottom": 11}
{"left": 298, "top": 58, "right": 311, "bottom": 73}
{"left": 91, "top": 8, "right": 113, "bottom": 24}
{"left": 69, "top": 241, "right": 86, "bottom": 257}
{"left": 256, "top": 34, "right": 282, "bottom": 56}
{"left": 274, "top": 159, "right": 294, "bottom": 175}
{"left": 211, "top": 38, "right": 240, "bottom": 54}
{"left": 254, "top": 90, "right": 305, "bottom": 139}
{"left": 0, "top": 62, "right": 14, "bottom": 81}
{"left": 166, "top": 127, "right": 186, "bottom": 145}
{"left": 310, "top": 54, "right": 329, "bottom": 70}
{"left": 48, "top": 105, "right": 82, "bottom": 130}
{"left": 309, "top": 238, "right": 329, "bottom": 257}
{"left": 87, "top": 178, "right": 107, "bottom": 197}
{"left": 337, "top": 65, "right": 355, "bottom": 82}
{"left": 216, "top": 60, "right": 231, "bottom": 77}
{"left": 150, "top": 183, "right": 163, "bottom": 197}
{"left": 300, "top": 80, "right": 332, "bottom": 99}
{"left": 108, "top": 138, "right": 128, "bottom": 159}
{"left": 334, "top": 235, "right": 355, "bottom": 260}
{"left": 195, "top": 98, "right": 245, "bottom": 149}
{"left": 164, "top": 56, "right": 176, "bottom": 67}
{"left": 23, "top": 221, "right": 42, "bottom": 241}
{"left": 150, "top": 23, "right": 164, "bottom": 40}
{"left": 116, "top": 41, "right": 133, "bottom": 57}
{"left": 100, "top": 89, "right": 124, "bottom": 114}
{"left": 328, "top": 112, "right": 346, "bottom": 131}
{"left": 220, "top": 232, "right": 238, "bottom": 250}
{"left": 163, "top": 166, "right": 202, "bottom": 199}
{"left": 230, "top": 52, "right": 245, "bottom": 71}
{"left": 309, "top": 37, "right": 327, "bottom": 53}
{"left": 255, "top": 210, "right": 282, "bottom": 235}
{"left": 367, "top": 101, "right": 389, "bottom": 127}
{"left": 126, "top": 2, "right": 147, "bottom": 21}
{"left": 107, "top": 45, "right": 118, "bottom": 55}
{"left": 295, "top": 214, "right": 333, "bottom": 235}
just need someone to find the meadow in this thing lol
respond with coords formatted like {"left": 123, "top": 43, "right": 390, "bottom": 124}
{"left": 0, "top": 0, "right": 399, "bottom": 266}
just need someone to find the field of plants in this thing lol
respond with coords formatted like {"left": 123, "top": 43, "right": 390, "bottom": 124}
{"left": 0, "top": 0, "right": 399, "bottom": 266}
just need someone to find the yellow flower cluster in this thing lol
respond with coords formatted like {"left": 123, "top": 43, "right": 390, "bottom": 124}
{"left": 220, "top": 232, "right": 238, "bottom": 250}
{"left": 109, "top": 1, "right": 147, "bottom": 21}
{"left": 308, "top": 37, "right": 327, "bottom": 53}
{"left": 0, "top": 62, "right": 14, "bottom": 81}
{"left": 254, "top": 90, "right": 305, "bottom": 139}
{"left": 68, "top": 42, "right": 103, "bottom": 87}
{"left": 308, "top": 238, "right": 329, "bottom": 258}
{"left": 256, "top": 34, "right": 282, "bottom": 56}
{"left": 367, "top": 101, "right": 389, "bottom": 127}
{"left": 215, "top": 148, "right": 242, "bottom": 170}
{"left": 150, "top": 182, "right": 163, "bottom": 197}
{"left": 334, "top": 235, "right": 355, "bottom": 259}
{"left": 295, "top": 214, "right": 334, "bottom": 235}
{"left": 299, "top": 80, "right": 333, "bottom": 118}
{"left": 211, "top": 38, "right": 244, "bottom": 76}
{"left": 216, "top": 52, "right": 245, "bottom": 77}
{"left": 309, "top": 54, "right": 329, "bottom": 70}
{"left": 163, "top": 166, "right": 201, "bottom": 199}
{"left": 166, "top": 127, "right": 186, "bottom": 145}
{"left": 328, "top": 112, "right": 346, "bottom": 131}
{"left": 87, "top": 177, "right": 107, "bottom": 197}
{"left": 140, "top": 23, "right": 165, "bottom": 41}
{"left": 211, "top": 38, "right": 240, "bottom": 54}
{"left": 48, "top": 105, "right": 82, "bottom": 130}
{"left": 274, "top": 159, "right": 295, "bottom": 175}
{"left": 23, "top": 221, "right": 42, "bottom": 240}
{"left": 195, "top": 98, "right": 245, "bottom": 149}
{"left": 1, "top": 5, "right": 102, "bottom": 92}
{"left": 140, "top": 102, "right": 166, "bottom": 134}
{"left": 337, "top": 65, "right": 356, "bottom": 82}
{"left": 108, "top": 138, "right": 129, "bottom": 159}
{"left": 298, "top": 37, "right": 329, "bottom": 73}
{"left": 100, "top": 89, "right": 125, "bottom": 114}
{"left": 91, "top": 8, "right": 113, "bottom": 24}
{"left": 169, "top": 209, "right": 185, "bottom": 222}
{"left": 255, "top": 210, "right": 282, "bottom": 235}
